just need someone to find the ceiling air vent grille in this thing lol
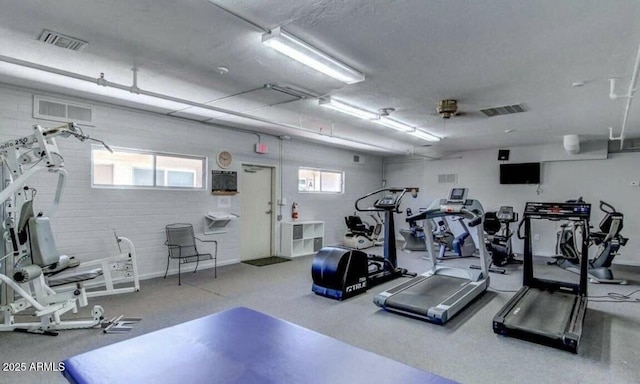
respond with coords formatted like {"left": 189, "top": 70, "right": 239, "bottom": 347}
{"left": 438, "top": 173, "right": 457, "bottom": 184}
{"left": 480, "top": 104, "right": 526, "bottom": 117}
{"left": 34, "top": 95, "right": 94, "bottom": 126}
{"left": 38, "top": 29, "right": 88, "bottom": 51}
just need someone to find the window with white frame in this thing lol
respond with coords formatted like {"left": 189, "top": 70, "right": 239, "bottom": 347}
{"left": 92, "top": 146, "right": 206, "bottom": 189}
{"left": 298, "top": 167, "right": 344, "bottom": 193}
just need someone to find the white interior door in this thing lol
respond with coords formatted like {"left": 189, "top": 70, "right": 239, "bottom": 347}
{"left": 239, "top": 165, "right": 273, "bottom": 260}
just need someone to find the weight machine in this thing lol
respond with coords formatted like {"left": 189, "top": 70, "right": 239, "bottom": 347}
{"left": 0, "top": 123, "right": 139, "bottom": 334}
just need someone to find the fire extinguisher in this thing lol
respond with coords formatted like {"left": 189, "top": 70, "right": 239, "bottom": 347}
{"left": 291, "top": 202, "right": 299, "bottom": 220}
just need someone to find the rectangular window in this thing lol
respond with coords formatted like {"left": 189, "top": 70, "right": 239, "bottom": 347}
{"left": 298, "top": 168, "right": 344, "bottom": 193}
{"left": 92, "top": 146, "right": 206, "bottom": 190}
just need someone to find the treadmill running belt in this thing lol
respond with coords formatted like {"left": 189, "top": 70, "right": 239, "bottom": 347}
{"left": 502, "top": 289, "right": 576, "bottom": 337}
{"left": 385, "top": 275, "right": 470, "bottom": 314}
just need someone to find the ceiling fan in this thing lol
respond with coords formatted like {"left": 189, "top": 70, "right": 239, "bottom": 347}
{"left": 435, "top": 99, "right": 485, "bottom": 119}
{"left": 437, "top": 99, "right": 459, "bottom": 119}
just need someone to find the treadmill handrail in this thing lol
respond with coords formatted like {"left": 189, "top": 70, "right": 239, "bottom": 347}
{"left": 407, "top": 207, "right": 482, "bottom": 226}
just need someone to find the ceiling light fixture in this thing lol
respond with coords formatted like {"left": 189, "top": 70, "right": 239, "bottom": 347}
{"left": 319, "top": 97, "right": 378, "bottom": 120}
{"left": 408, "top": 129, "right": 441, "bottom": 142}
{"left": 373, "top": 117, "right": 414, "bottom": 132}
{"left": 319, "top": 98, "right": 440, "bottom": 141}
{"left": 0, "top": 55, "right": 406, "bottom": 153}
{"left": 261, "top": 27, "right": 365, "bottom": 84}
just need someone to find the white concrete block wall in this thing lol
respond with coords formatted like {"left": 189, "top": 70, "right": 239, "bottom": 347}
{"left": 383, "top": 147, "right": 640, "bottom": 265}
{"left": 0, "top": 84, "right": 383, "bottom": 279}
{"left": 278, "top": 141, "right": 383, "bottom": 251}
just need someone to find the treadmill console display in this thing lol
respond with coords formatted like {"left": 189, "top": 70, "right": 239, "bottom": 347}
{"left": 442, "top": 205, "right": 463, "bottom": 214}
{"left": 447, "top": 188, "right": 468, "bottom": 203}
{"left": 497, "top": 206, "right": 515, "bottom": 221}
{"left": 375, "top": 195, "right": 399, "bottom": 209}
{"left": 524, "top": 202, "right": 591, "bottom": 220}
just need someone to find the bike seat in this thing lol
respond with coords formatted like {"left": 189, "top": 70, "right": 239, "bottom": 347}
{"left": 590, "top": 232, "right": 607, "bottom": 245}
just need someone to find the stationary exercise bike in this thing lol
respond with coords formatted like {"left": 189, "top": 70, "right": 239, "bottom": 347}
{"left": 550, "top": 200, "right": 629, "bottom": 284}
{"left": 311, "top": 187, "right": 418, "bottom": 300}
{"left": 435, "top": 216, "right": 477, "bottom": 259}
{"left": 343, "top": 213, "right": 383, "bottom": 250}
{"left": 471, "top": 206, "right": 521, "bottom": 274}
{"left": 427, "top": 218, "right": 453, "bottom": 255}
{"left": 399, "top": 208, "right": 427, "bottom": 251}
{"left": 488, "top": 207, "right": 521, "bottom": 266}
{"left": 400, "top": 211, "right": 461, "bottom": 254}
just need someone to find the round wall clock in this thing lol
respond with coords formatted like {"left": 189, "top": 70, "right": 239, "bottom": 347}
{"left": 216, "top": 151, "right": 233, "bottom": 169}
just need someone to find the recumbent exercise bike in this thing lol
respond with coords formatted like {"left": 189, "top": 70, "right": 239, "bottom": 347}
{"left": 549, "top": 199, "right": 629, "bottom": 284}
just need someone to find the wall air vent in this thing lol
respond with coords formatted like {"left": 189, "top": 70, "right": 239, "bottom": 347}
{"left": 352, "top": 154, "right": 366, "bottom": 165}
{"left": 480, "top": 104, "right": 527, "bottom": 117}
{"left": 38, "top": 29, "right": 88, "bottom": 51}
{"left": 437, "top": 173, "right": 457, "bottom": 184}
{"left": 34, "top": 95, "right": 94, "bottom": 126}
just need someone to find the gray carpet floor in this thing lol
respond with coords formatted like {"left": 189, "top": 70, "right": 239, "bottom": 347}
{"left": 1, "top": 246, "right": 639, "bottom": 384}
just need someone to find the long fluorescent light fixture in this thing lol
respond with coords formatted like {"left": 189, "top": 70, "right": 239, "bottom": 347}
{"left": 373, "top": 117, "right": 414, "bottom": 132}
{"left": 409, "top": 129, "right": 441, "bottom": 142}
{"left": 319, "top": 98, "right": 378, "bottom": 120}
{"left": 262, "top": 27, "right": 365, "bottom": 84}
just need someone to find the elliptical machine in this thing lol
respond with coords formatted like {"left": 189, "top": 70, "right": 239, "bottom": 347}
{"left": 311, "top": 187, "right": 418, "bottom": 300}
{"left": 550, "top": 200, "right": 629, "bottom": 284}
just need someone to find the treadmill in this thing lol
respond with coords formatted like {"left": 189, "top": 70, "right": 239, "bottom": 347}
{"left": 492, "top": 201, "right": 590, "bottom": 353}
{"left": 374, "top": 188, "right": 490, "bottom": 324}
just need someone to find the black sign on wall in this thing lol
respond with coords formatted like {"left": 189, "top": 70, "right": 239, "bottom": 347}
{"left": 212, "top": 170, "right": 238, "bottom": 194}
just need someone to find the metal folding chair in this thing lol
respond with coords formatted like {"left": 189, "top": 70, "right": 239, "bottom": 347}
{"left": 164, "top": 223, "right": 217, "bottom": 285}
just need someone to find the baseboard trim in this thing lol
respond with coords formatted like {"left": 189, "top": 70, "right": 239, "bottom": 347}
{"left": 139, "top": 258, "right": 240, "bottom": 281}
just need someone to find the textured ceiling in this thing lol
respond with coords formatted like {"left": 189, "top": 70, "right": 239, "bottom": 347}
{"left": 1, "top": 0, "right": 639, "bottom": 155}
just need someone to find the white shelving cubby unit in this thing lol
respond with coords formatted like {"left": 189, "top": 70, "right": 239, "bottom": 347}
{"left": 281, "top": 221, "right": 324, "bottom": 258}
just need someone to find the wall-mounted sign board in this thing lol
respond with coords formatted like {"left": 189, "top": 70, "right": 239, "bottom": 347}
{"left": 212, "top": 170, "right": 238, "bottom": 195}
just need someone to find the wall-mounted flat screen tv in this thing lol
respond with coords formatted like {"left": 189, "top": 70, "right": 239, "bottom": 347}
{"left": 500, "top": 162, "right": 541, "bottom": 184}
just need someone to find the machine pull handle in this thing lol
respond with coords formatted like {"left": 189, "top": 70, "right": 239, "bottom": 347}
{"left": 468, "top": 216, "right": 482, "bottom": 227}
